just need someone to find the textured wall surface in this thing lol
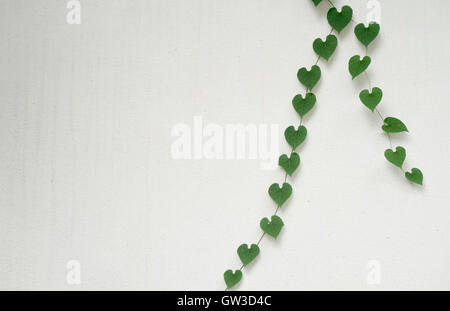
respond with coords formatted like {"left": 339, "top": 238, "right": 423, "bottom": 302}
{"left": 0, "top": 0, "right": 449, "bottom": 290}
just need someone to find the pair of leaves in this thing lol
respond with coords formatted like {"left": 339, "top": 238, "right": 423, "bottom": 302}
{"left": 224, "top": 214, "right": 285, "bottom": 288}
{"left": 382, "top": 117, "right": 408, "bottom": 133}
{"left": 385, "top": 147, "right": 423, "bottom": 185}
{"left": 355, "top": 23, "right": 380, "bottom": 47}
{"left": 268, "top": 183, "right": 292, "bottom": 207}
{"left": 349, "top": 55, "right": 371, "bottom": 79}
{"left": 313, "top": 35, "right": 338, "bottom": 61}
{"left": 311, "top": 0, "right": 322, "bottom": 6}
{"left": 260, "top": 215, "right": 284, "bottom": 239}
{"left": 224, "top": 243, "right": 261, "bottom": 288}
{"left": 327, "top": 6, "right": 353, "bottom": 33}
{"left": 360, "top": 87, "right": 382, "bottom": 111}
{"left": 285, "top": 125, "right": 307, "bottom": 149}
{"left": 298, "top": 66, "right": 321, "bottom": 90}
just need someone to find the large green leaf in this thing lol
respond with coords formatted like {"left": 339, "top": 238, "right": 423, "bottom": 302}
{"left": 297, "top": 65, "right": 321, "bottom": 90}
{"left": 382, "top": 117, "right": 408, "bottom": 133}
{"left": 279, "top": 153, "right": 301, "bottom": 176}
{"left": 292, "top": 93, "right": 316, "bottom": 117}
{"left": 260, "top": 215, "right": 284, "bottom": 239}
{"left": 268, "top": 183, "right": 292, "bottom": 207}
{"left": 384, "top": 147, "right": 406, "bottom": 168}
{"left": 313, "top": 34, "right": 338, "bottom": 61}
{"left": 327, "top": 6, "right": 353, "bottom": 33}
{"left": 354, "top": 22, "right": 380, "bottom": 47}
{"left": 224, "top": 270, "right": 242, "bottom": 289}
{"left": 405, "top": 168, "right": 423, "bottom": 185}
{"left": 237, "top": 244, "right": 260, "bottom": 266}
{"left": 349, "top": 55, "right": 371, "bottom": 79}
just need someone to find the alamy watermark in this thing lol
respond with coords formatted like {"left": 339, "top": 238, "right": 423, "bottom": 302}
{"left": 170, "top": 116, "right": 280, "bottom": 170}
{"left": 66, "top": 0, "right": 81, "bottom": 25}
{"left": 366, "top": 259, "right": 381, "bottom": 285}
{"left": 366, "top": 0, "right": 381, "bottom": 24}
{"left": 66, "top": 260, "right": 81, "bottom": 285}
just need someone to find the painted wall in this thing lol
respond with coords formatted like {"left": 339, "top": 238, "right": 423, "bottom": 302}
{"left": 0, "top": 0, "right": 449, "bottom": 290}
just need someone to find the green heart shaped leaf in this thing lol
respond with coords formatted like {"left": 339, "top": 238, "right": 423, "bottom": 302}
{"left": 405, "top": 168, "right": 423, "bottom": 185}
{"left": 284, "top": 125, "right": 307, "bottom": 149}
{"left": 297, "top": 65, "right": 321, "bottom": 90}
{"left": 359, "top": 87, "right": 383, "bottom": 111}
{"left": 237, "top": 244, "right": 260, "bottom": 266}
{"left": 313, "top": 34, "right": 338, "bottom": 61}
{"left": 224, "top": 269, "right": 242, "bottom": 289}
{"left": 312, "top": 0, "right": 322, "bottom": 6}
{"left": 260, "top": 215, "right": 284, "bottom": 239}
{"left": 292, "top": 93, "right": 316, "bottom": 117}
{"left": 279, "top": 152, "right": 300, "bottom": 176}
{"left": 384, "top": 146, "right": 406, "bottom": 168}
{"left": 268, "top": 182, "right": 292, "bottom": 207}
{"left": 354, "top": 22, "right": 380, "bottom": 47}
{"left": 382, "top": 117, "right": 408, "bottom": 133}
{"left": 327, "top": 6, "right": 353, "bottom": 33}
{"left": 349, "top": 55, "right": 371, "bottom": 79}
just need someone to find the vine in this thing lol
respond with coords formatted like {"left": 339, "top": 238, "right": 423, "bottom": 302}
{"left": 341, "top": 2, "right": 424, "bottom": 185}
{"left": 222, "top": 0, "right": 424, "bottom": 290}
{"left": 223, "top": 0, "right": 345, "bottom": 290}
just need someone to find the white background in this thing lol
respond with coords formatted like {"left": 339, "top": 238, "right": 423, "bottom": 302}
{"left": 0, "top": 0, "right": 449, "bottom": 290}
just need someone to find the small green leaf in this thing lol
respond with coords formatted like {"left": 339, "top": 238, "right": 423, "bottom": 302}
{"left": 312, "top": 0, "right": 322, "bottom": 6}
{"left": 237, "top": 244, "right": 260, "bottom": 266}
{"left": 224, "top": 269, "right": 242, "bottom": 289}
{"left": 382, "top": 117, "right": 408, "bottom": 133}
{"left": 405, "top": 168, "right": 423, "bottom": 185}
{"left": 284, "top": 125, "right": 307, "bottom": 149}
{"left": 384, "top": 146, "right": 406, "bottom": 168}
{"left": 313, "top": 34, "right": 338, "bottom": 61}
{"left": 260, "top": 215, "right": 284, "bottom": 239}
{"left": 349, "top": 55, "right": 371, "bottom": 79}
{"left": 268, "top": 183, "right": 292, "bottom": 207}
{"left": 279, "top": 153, "right": 300, "bottom": 176}
{"left": 297, "top": 65, "right": 321, "bottom": 90}
{"left": 359, "top": 87, "right": 383, "bottom": 111}
{"left": 292, "top": 93, "right": 316, "bottom": 117}
{"left": 327, "top": 6, "right": 353, "bottom": 33}
{"left": 354, "top": 22, "right": 380, "bottom": 47}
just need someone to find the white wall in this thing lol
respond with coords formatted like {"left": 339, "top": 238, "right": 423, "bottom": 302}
{"left": 0, "top": 0, "right": 449, "bottom": 290}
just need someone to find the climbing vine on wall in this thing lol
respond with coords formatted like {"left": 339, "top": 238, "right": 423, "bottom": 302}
{"left": 347, "top": 10, "right": 423, "bottom": 185}
{"left": 222, "top": 0, "right": 423, "bottom": 290}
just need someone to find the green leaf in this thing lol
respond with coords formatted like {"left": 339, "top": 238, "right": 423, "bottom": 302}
{"left": 284, "top": 125, "right": 307, "bottom": 149}
{"left": 292, "top": 93, "right": 316, "bottom": 117}
{"left": 312, "top": 0, "right": 322, "bottom": 6}
{"left": 297, "top": 65, "right": 321, "bottom": 90}
{"left": 313, "top": 34, "right": 338, "bottom": 61}
{"left": 384, "top": 146, "right": 406, "bottom": 168}
{"left": 237, "top": 244, "right": 260, "bottom": 266}
{"left": 359, "top": 87, "right": 383, "bottom": 111}
{"left": 279, "top": 152, "right": 300, "bottom": 176}
{"left": 224, "top": 270, "right": 242, "bottom": 289}
{"left": 260, "top": 215, "right": 284, "bottom": 239}
{"left": 405, "top": 168, "right": 423, "bottom": 185}
{"left": 268, "top": 183, "right": 292, "bottom": 207}
{"left": 382, "top": 117, "right": 408, "bottom": 133}
{"left": 327, "top": 6, "right": 353, "bottom": 33}
{"left": 354, "top": 22, "right": 380, "bottom": 47}
{"left": 349, "top": 55, "right": 371, "bottom": 79}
